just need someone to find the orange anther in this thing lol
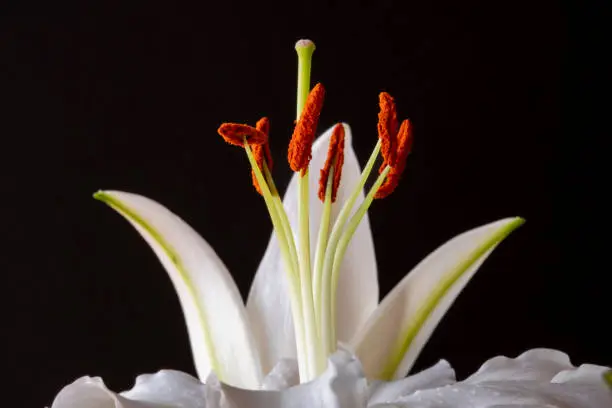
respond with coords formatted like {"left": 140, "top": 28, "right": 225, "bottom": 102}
{"left": 218, "top": 123, "right": 268, "bottom": 146}
{"left": 378, "top": 92, "right": 399, "bottom": 168}
{"left": 318, "top": 124, "right": 345, "bottom": 202}
{"left": 251, "top": 118, "right": 273, "bottom": 195}
{"left": 375, "top": 119, "right": 413, "bottom": 199}
{"left": 288, "top": 83, "right": 326, "bottom": 173}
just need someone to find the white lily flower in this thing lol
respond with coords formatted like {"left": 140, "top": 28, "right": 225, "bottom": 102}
{"left": 50, "top": 39, "right": 612, "bottom": 407}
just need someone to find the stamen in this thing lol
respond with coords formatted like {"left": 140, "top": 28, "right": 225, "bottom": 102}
{"left": 243, "top": 138, "right": 308, "bottom": 379}
{"left": 218, "top": 123, "right": 268, "bottom": 146}
{"left": 318, "top": 123, "right": 345, "bottom": 202}
{"left": 378, "top": 92, "right": 399, "bottom": 167}
{"left": 375, "top": 119, "right": 413, "bottom": 199}
{"left": 288, "top": 83, "right": 326, "bottom": 173}
{"left": 251, "top": 118, "right": 273, "bottom": 195}
{"left": 319, "top": 140, "right": 382, "bottom": 354}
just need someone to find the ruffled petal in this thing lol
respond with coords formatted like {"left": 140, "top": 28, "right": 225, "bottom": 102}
{"left": 51, "top": 370, "right": 208, "bottom": 408}
{"left": 371, "top": 380, "right": 612, "bottom": 408}
{"left": 370, "top": 350, "right": 612, "bottom": 408}
{"left": 368, "top": 360, "right": 455, "bottom": 404}
{"left": 95, "top": 191, "right": 262, "bottom": 388}
{"left": 262, "top": 359, "right": 300, "bottom": 390}
{"left": 464, "top": 348, "right": 573, "bottom": 383}
{"left": 221, "top": 349, "right": 369, "bottom": 408}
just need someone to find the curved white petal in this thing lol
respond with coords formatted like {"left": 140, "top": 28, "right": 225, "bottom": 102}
{"left": 95, "top": 191, "right": 262, "bottom": 388}
{"left": 465, "top": 348, "right": 573, "bottom": 383}
{"left": 51, "top": 370, "right": 208, "bottom": 408}
{"left": 221, "top": 349, "right": 369, "bottom": 408}
{"left": 373, "top": 350, "right": 612, "bottom": 407}
{"left": 368, "top": 360, "right": 455, "bottom": 404}
{"left": 121, "top": 370, "right": 209, "bottom": 407}
{"left": 351, "top": 218, "right": 524, "bottom": 380}
{"left": 262, "top": 359, "right": 300, "bottom": 390}
{"left": 371, "top": 380, "right": 612, "bottom": 408}
{"left": 553, "top": 363, "right": 612, "bottom": 385}
{"left": 247, "top": 124, "right": 378, "bottom": 373}
{"left": 51, "top": 377, "right": 130, "bottom": 408}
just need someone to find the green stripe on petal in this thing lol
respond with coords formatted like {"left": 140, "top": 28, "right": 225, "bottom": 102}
{"left": 604, "top": 370, "right": 612, "bottom": 389}
{"left": 94, "top": 191, "right": 262, "bottom": 388}
{"left": 351, "top": 217, "right": 524, "bottom": 380}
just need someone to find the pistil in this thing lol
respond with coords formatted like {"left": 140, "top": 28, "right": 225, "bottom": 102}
{"left": 293, "top": 39, "right": 321, "bottom": 381}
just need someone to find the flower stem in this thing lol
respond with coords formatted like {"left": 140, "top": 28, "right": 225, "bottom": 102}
{"left": 320, "top": 140, "right": 381, "bottom": 352}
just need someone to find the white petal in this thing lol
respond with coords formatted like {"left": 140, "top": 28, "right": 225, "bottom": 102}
{"left": 372, "top": 351, "right": 612, "bottom": 407}
{"left": 247, "top": 124, "right": 378, "bottom": 373}
{"left": 465, "top": 348, "right": 573, "bottom": 383}
{"left": 121, "top": 370, "right": 209, "bottom": 407}
{"left": 368, "top": 360, "right": 455, "bottom": 404}
{"left": 221, "top": 349, "right": 369, "bottom": 408}
{"left": 262, "top": 359, "right": 300, "bottom": 390}
{"left": 553, "top": 363, "right": 612, "bottom": 385}
{"left": 51, "top": 371, "right": 208, "bottom": 408}
{"left": 96, "top": 191, "right": 262, "bottom": 388}
{"left": 351, "top": 218, "right": 524, "bottom": 380}
{"left": 51, "top": 377, "right": 129, "bottom": 408}
{"left": 371, "top": 380, "right": 612, "bottom": 408}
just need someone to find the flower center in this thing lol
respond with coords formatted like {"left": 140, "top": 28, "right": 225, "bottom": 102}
{"left": 217, "top": 39, "right": 413, "bottom": 383}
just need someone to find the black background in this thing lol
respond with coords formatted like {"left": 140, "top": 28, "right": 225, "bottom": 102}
{"left": 1, "top": 1, "right": 607, "bottom": 407}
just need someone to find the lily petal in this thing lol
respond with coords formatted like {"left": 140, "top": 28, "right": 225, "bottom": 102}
{"left": 95, "top": 191, "right": 262, "bottom": 388}
{"left": 368, "top": 360, "right": 455, "bottom": 404}
{"left": 351, "top": 218, "right": 524, "bottom": 380}
{"left": 464, "top": 349, "right": 573, "bottom": 383}
{"left": 372, "top": 380, "right": 612, "bottom": 408}
{"left": 247, "top": 124, "right": 378, "bottom": 373}
{"left": 553, "top": 363, "right": 612, "bottom": 385}
{"left": 51, "top": 370, "right": 208, "bottom": 408}
{"left": 221, "top": 349, "right": 369, "bottom": 408}
{"left": 262, "top": 359, "right": 300, "bottom": 390}
{"left": 121, "top": 370, "right": 209, "bottom": 407}
{"left": 375, "top": 350, "right": 612, "bottom": 408}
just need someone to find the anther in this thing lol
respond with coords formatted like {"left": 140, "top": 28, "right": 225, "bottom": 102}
{"left": 378, "top": 92, "right": 399, "bottom": 168}
{"left": 318, "top": 124, "right": 345, "bottom": 202}
{"left": 218, "top": 123, "right": 268, "bottom": 146}
{"left": 374, "top": 119, "right": 413, "bottom": 199}
{"left": 251, "top": 118, "right": 273, "bottom": 195}
{"left": 288, "top": 83, "right": 326, "bottom": 173}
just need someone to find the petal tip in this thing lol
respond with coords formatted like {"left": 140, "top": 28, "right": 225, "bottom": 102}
{"left": 508, "top": 216, "right": 526, "bottom": 231}
{"left": 92, "top": 190, "right": 106, "bottom": 200}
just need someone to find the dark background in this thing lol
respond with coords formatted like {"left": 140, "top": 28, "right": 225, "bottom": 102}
{"left": 1, "top": 1, "right": 607, "bottom": 407}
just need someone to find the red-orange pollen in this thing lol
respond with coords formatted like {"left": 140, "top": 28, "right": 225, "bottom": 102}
{"left": 251, "top": 117, "right": 273, "bottom": 196}
{"left": 288, "top": 83, "right": 326, "bottom": 173}
{"left": 375, "top": 119, "right": 413, "bottom": 199}
{"left": 378, "top": 92, "right": 399, "bottom": 169}
{"left": 318, "top": 123, "right": 345, "bottom": 202}
{"left": 218, "top": 123, "right": 268, "bottom": 146}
